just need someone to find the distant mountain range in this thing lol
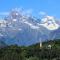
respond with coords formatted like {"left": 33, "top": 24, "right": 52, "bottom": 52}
{"left": 0, "top": 9, "right": 60, "bottom": 46}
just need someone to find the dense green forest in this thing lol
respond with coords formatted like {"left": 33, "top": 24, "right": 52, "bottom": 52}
{"left": 0, "top": 39, "right": 60, "bottom": 60}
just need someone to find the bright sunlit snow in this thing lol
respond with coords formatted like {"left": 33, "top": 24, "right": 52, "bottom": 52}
{"left": 40, "top": 16, "right": 59, "bottom": 30}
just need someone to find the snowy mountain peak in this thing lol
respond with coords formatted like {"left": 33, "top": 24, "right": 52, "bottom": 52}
{"left": 0, "top": 9, "right": 60, "bottom": 46}
{"left": 9, "top": 9, "right": 22, "bottom": 19}
{"left": 40, "top": 16, "right": 59, "bottom": 30}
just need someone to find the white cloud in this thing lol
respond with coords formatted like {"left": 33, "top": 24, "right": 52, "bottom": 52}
{"left": 26, "top": 9, "right": 33, "bottom": 14}
{"left": 0, "top": 12, "right": 9, "bottom": 15}
{"left": 39, "top": 11, "right": 46, "bottom": 16}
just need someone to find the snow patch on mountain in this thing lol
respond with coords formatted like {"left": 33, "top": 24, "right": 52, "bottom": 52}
{"left": 23, "top": 21, "right": 39, "bottom": 29}
{"left": 0, "top": 20, "right": 7, "bottom": 27}
{"left": 39, "top": 16, "right": 59, "bottom": 30}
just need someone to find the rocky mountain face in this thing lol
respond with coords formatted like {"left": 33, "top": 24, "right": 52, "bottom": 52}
{"left": 0, "top": 9, "right": 60, "bottom": 46}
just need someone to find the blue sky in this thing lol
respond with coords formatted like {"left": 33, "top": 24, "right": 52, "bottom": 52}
{"left": 0, "top": 0, "right": 60, "bottom": 19}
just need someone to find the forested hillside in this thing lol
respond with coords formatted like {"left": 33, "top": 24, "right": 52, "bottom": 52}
{"left": 0, "top": 39, "right": 60, "bottom": 60}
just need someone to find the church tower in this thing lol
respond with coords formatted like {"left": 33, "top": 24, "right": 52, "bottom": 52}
{"left": 39, "top": 38, "right": 42, "bottom": 48}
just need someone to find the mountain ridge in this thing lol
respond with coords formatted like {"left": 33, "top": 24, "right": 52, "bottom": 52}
{"left": 0, "top": 9, "right": 60, "bottom": 46}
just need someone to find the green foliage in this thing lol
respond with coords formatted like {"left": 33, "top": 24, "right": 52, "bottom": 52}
{"left": 28, "top": 56, "right": 39, "bottom": 60}
{"left": 0, "top": 39, "right": 60, "bottom": 60}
